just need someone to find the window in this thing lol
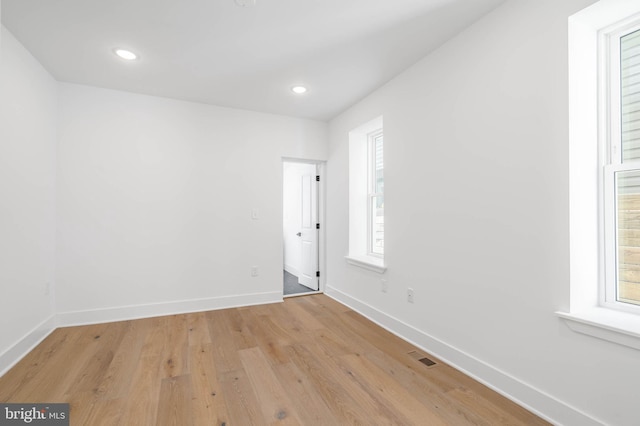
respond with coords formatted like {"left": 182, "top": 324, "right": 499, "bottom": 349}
{"left": 346, "top": 116, "right": 386, "bottom": 273}
{"left": 368, "top": 130, "right": 384, "bottom": 256}
{"left": 560, "top": 1, "right": 640, "bottom": 350}
{"left": 603, "top": 22, "right": 640, "bottom": 313}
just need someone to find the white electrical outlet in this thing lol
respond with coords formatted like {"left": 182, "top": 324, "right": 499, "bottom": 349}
{"left": 251, "top": 266, "right": 259, "bottom": 277}
{"left": 381, "top": 279, "right": 388, "bottom": 293}
{"left": 251, "top": 208, "right": 259, "bottom": 220}
{"left": 407, "top": 288, "right": 414, "bottom": 303}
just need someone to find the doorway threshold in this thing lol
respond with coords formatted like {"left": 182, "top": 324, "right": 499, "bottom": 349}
{"left": 284, "top": 291, "right": 322, "bottom": 299}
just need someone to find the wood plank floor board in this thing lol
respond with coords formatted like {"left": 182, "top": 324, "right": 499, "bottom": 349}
{"left": 280, "top": 298, "right": 325, "bottom": 331}
{"left": 219, "top": 368, "right": 264, "bottom": 426}
{"left": 77, "top": 396, "right": 125, "bottom": 426}
{"left": 420, "top": 358, "right": 547, "bottom": 425}
{"left": 238, "top": 308, "right": 292, "bottom": 367}
{"left": 11, "top": 323, "right": 111, "bottom": 402}
{"left": 303, "top": 344, "right": 426, "bottom": 426}
{"left": 259, "top": 303, "right": 316, "bottom": 345}
{"left": 342, "top": 309, "right": 417, "bottom": 356}
{"left": 362, "top": 348, "right": 491, "bottom": 426}
{"left": 156, "top": 374, "right": 194, "bottom": 426}
{"left": 205, "top": 310, "right": 245, "bottom": 374}
{"left": 63, "top": 322, "right": 144, "bottom": 420}
{"left": 252, "top": 311, "right": 296, "bottom": 344}
{"left": 96, "top": 318, "right": 153, "bottom": 401}
{"left": 63, "top": 390, "right": 103, "bottom": 426}
{"left": 445, "top": 387, "right": 533, "bottom": 426}
{"left": 224, "top": 309, "right": 259, "bottom": 351}
{"left": 0, "top": 294, "right": 549, "bottom": 425}
{"left": 0, "top": 327, "right": 76, "bottom": 401}
{"left": 290, "top": 299, "right": 376, "bottom": 358}
{"left": 188, "top": 343, "right": 230, "bottom": 426}
{"left": 339, "top": 353, "right": 449, "bottom": 426}
{"left": 310, "top": 327, "right": 355, "bottom": 359}
{"left": 238, "top": 347, "right": 302, "bottom": 425}
{"left": 160, "top": 315, "right": 190, "bottom": 379}
{"left": 273, "top": 362, "right": 341, "bottom": 426}
{"left": 139, "top": 316, "right": 170, "bottom": 359}
{"left": 187, "top": 312, "right": 213, "bottom": 348}
{"left": 284, "top": 343, "right": 378, "bottom": 426}
{"left": 298, "top": 293, "right": 351, "bottom": 316}
{"left": 117, "top": 354, "right": 162, "bottom": 426}
{"left": 64, "top": 321, "right": 129, "bottom": 396}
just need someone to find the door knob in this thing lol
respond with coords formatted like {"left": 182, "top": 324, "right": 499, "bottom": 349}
{"left": 296, "top": 232, "right": 302, "bottom": 237}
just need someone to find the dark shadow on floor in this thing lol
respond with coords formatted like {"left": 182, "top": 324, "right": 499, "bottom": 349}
{"left": 284, "top": 270, "right": 315, "bottom": 296}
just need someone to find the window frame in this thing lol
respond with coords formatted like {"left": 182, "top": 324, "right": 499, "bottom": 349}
{"left": 559, "top": 1, "right": 640, "bottom": 351}
{"left": 346, "top": 116, "right": 386, "bottom": 274}
{"left": 601, "top": 20, "right": 640, "bottom": 314}
{"left": 367, "top": 129, "right": 384, "bottom": 258}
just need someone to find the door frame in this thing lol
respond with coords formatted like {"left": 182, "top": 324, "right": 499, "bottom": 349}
{"left": 281, "top": 157, "right": 326, "bottom": 297}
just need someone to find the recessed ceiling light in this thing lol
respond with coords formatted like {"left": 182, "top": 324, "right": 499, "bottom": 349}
{"left": 292, "top": 86, "right": 307, "bottom": 94}
{"left": 114, "top": 49, "right": 137, "bottom": 60}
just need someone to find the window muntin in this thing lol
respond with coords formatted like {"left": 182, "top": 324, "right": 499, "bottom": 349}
{"left": 368, "top": 131, "right": 384, "bottom": 256}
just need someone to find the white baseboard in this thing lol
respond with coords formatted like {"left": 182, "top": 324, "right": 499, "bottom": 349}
{"left": 325, "top": 285, "right": 602, "bottom": 426}
{"left": 57, "top": 291, "right": 283, "bottom": 327}
{"left": 284, "top": 264, "right": 300, "bottom": 277}
{"left": 0, "top": 315, "right": 56, "bottom": 377}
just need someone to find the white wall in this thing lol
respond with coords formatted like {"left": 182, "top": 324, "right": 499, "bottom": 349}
{"left": 326, "top": 0, "right": 640, "bottom": 424}
{"left": 0, "top": 26, "right": 57, "bottom": 372}
{"left": 56, "top": 83, "right": 327, "bottom": 320}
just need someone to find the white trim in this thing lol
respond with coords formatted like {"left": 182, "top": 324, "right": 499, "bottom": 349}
{"left": 283, "top": 290, "right": 322, "bottom": 299}
{"left": 318, "top": 161, "right": 327, "bottom": 293}
{"left": 284, "top": 263, "right": 301, "bottom": 278}
{"left": 57, "top": 291, "right": 282, "bottom": 327}
{"left": 325, "top": 286, "right": 603, "bottom": 426}
{"left": 557, "top": 308, "right": 640, "bottom": 350}
{"left": 569, "top": 0, "right": 601, "bottom": 313}
{"left": 0, "top": 315, "right": 57, "bottom": 377}
{"left": 345, "top": 255, "right": 387, "bottom": 273}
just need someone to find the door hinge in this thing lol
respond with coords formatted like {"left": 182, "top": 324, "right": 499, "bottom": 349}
{"left": 316, "top": 223, "right": 320, "bottom": 230}
{"left": 316, "top": 175, "right": 320, "bottom": 182}
{"left": 316, "top": 271, "right": 320, "bottom": 277}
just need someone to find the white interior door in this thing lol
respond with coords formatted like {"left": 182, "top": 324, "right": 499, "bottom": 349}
{"left": 298, "top": 166, "right": 318, "bottom": 290}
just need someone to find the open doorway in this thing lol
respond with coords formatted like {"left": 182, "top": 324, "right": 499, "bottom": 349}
{"left": 283, "top": 160, "right": 320, "bottom": 296}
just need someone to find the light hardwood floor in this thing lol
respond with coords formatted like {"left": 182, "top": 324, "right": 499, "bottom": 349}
{"left": 0, "top": 295, "right": 549, "bottom": 425}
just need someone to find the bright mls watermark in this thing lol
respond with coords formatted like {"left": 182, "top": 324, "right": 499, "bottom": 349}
{"left": 0, "top": 404, "right": 68, "bottom": 425}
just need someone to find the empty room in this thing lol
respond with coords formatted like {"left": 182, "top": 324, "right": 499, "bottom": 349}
{"left": 1, "top": 0, "right": 639, "bottom": 424}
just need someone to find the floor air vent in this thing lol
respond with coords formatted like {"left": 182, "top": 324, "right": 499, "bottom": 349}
{"left": 408, "top": 350, "right": 437, "bottom": 367}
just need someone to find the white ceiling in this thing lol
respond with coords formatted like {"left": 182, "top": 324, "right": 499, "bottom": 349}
{"left": 1, "top": 0, "right": 504, "bottom": 121}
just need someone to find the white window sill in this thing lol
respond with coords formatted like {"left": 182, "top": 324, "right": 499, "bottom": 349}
{"left": 345, "top": 255, "right": 387, "bottom": 274}
{"left": 556, "top": 308, "right": 640, "bottom": 351}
